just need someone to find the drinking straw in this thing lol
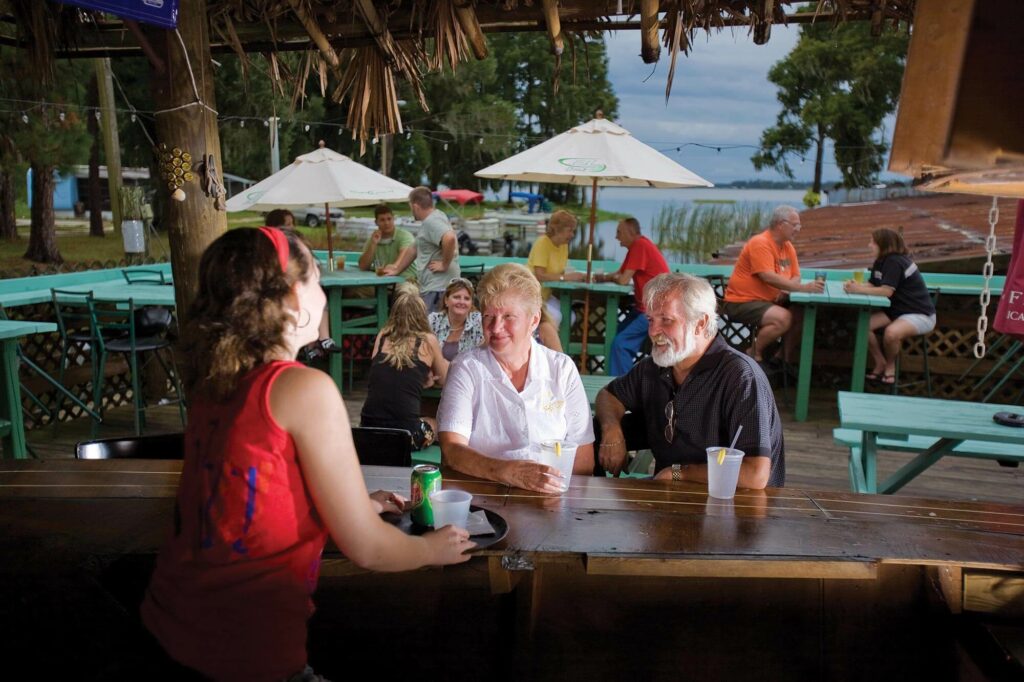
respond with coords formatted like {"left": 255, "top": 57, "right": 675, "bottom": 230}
{"left": 717, "top": 425, "right": 744, "bottom": 465}
{"left": 554, "top": 441, "right": 561, "bottom": 457}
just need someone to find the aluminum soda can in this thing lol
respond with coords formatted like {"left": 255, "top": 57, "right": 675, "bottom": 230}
{"left": 410, "top": 464, "right": 442, "bottom": 527}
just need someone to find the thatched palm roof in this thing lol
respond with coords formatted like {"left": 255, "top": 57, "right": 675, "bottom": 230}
{"left": 0, "top": 0, "right": 915, "bottom": 145}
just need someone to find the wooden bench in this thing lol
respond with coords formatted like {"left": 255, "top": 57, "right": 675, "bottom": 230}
{"left": 833, "top": 427, "right": 1022, "bottom": 492}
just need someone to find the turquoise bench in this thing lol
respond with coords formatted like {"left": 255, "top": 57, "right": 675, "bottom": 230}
{"left": 832, "top": 427, "right": 1021, "bottom": 493}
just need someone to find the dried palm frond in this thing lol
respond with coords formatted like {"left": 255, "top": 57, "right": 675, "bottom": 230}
{"left": 414, "top": 0, "right": 471, "bottom": 72}
{"left": 332, "top": 40, "right": 428, "bottom": 154}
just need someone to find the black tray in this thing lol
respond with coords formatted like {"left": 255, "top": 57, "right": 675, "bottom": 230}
{"left": 382, "top": 505, "right": 509, "bottom": 551}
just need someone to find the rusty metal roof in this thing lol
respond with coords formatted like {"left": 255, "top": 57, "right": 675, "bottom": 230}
{"left": 713, "top": 194, "right": 1019, "bottom": 270}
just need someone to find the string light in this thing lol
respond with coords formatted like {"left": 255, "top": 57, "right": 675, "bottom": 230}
{"left": 20, "top": 113, "right": 28, "bottom": 124}
{"left": 58, "top": 111, "right": 65, "bottom": 122}
{"left": 372, "top": 137, "right": 378, "bottom": 145}
{"left": 130, "top": 113, "right": 136, "bottom": 123}
{"left": 304, "top": 124, "right": 310, "bottom": 132}
{"left": 94, "top": 110, "right": 101, "bottom": 121}
{"left": 264, "top": 118, "right": 270, "bottom": 127}
{"left": 443, "top": 142, "right": 448, "bottom": 151}
{"left": 239, "top": 119, "right": 245, "bottom": 127}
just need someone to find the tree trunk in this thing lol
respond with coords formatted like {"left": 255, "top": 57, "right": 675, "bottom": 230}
{"left": 87, "top": 74, "right": 105, "bottom": 237}
{"left": 813, "top": 124, "right": 825, "bottom": 194}
{"left": 148, "top": 0, "right": 227, "bottom": 322}
{"left": 24, "top": 164, "right": 62, "bottom": 263}
{"left": 0, "top": 170, "right": 17, "bottom": 241}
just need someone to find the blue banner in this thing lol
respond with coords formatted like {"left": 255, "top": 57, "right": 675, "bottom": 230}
{"left": 55, "top": 0, "right": 179, "bottom": 30}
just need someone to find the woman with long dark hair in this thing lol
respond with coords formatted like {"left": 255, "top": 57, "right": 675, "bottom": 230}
{"left": 844, "top": 227, "right": 936, "bottom": 385}
{"left": 141, "top": 227, "right": 472, "bottom": 681}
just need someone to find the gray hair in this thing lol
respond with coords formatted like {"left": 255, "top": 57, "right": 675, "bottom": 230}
{"left": 643, "top": 273, "right": 719, "bottom": 335}
{"left": 619, "top": 217, "right": 641, "bottom": 235}
{"left": 770, "top": 204, "right": 799, "bottom": 227}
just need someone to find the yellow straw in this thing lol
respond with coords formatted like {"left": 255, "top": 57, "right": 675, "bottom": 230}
{"left": 716, "top": 448, "right": 726, "bottom": 465}
{"left": 555, "top": 441, "right": 562, "bottom": 457}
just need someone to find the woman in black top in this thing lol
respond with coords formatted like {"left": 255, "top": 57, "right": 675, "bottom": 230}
{"left": 844, "top": 228, "right": 936, "bottom": 385}
{"left": 361, "top": 283, "right": 448, "bottom": 449}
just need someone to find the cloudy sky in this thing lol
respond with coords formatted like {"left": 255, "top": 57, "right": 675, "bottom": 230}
{"left": 602, "top": 25, "right": 885, "bottom": 185}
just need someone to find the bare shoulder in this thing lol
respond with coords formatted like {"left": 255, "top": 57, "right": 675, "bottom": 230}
{"left": 271, "top": 365, "right": 343, "bottom": 425}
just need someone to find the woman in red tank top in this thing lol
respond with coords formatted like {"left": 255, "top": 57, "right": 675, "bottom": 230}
{"left": 141, "top": 228, "right": 474, "bottom": 682}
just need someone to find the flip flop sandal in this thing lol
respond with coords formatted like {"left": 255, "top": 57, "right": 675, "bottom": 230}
{"left": 866, "top": 372, "right": 882, "bottom": 382}
{"left": 880, "top": 374, "right": 896, "bottom": 385}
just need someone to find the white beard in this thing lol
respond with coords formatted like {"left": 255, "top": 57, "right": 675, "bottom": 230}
{"left": 650, "top": 326, "right": 697, "bottom": 367}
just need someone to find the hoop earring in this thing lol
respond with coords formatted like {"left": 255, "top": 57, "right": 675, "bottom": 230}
{"left": 297, "top": 308, "right": 311, "bottom": 329}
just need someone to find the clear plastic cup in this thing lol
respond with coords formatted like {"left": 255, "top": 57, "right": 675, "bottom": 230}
{"left": 536, "top": 440, "right": 577, "bottom": 493}
{"left": 853, "top": 270, "right": 865, "bottom": 283}
{"left": 429, "top": 489, "right": 472, "bottom": 529}
{"left": 705, "top": 447, "right": 744, "bottom": 500}
{"left": 814, "top": 271, "right": 826, "bottom": 283}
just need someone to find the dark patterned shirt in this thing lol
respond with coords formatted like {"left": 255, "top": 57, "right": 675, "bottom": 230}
{"left": 607, "top": 335, "right": 785, "bottom": 487}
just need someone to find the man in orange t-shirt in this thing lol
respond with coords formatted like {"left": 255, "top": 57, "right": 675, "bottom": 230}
{"left": 723, "top": 205, "right": 824, "bottom": 363}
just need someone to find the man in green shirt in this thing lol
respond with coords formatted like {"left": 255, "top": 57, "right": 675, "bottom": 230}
{"left": 358, "top": 204, "right": 417, "bottom": 281}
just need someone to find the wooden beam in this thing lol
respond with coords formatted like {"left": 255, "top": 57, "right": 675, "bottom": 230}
{"left": 640, "top": 0, "right": 660, "bottom": 63}
{"left": 453, "top": 1, "right": 489, "bottom": 60}
{"left": 39, "top": 11, "right": 894, "bottom": 59}
{"left": 286, "top": 0, "right": 341, "bottom": 70}
{"left": 964, "top": 570, "right": 1024, "bottom": 617}
{"left": 541, "top": 0, "right": 563, "bottom": 56}
{"left": 586, "top": 556, "right": 879, "bottom": 580}
{"left": 753, "top": 0, "right": 774, "bottom": 45}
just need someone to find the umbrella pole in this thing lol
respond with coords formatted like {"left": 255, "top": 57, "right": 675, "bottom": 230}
{"left": 580, "top": 178, "right": 598, "bottom": 374}
{"left": 325, "top": 201, "right": 336, "bottom": 271}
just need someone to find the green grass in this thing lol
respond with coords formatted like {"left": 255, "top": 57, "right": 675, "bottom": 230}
{"left": 0, "top": 197, "right": 626, "bottom": 275}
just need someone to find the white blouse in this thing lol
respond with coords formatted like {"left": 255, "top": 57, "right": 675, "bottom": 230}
{"left": 437, "top": 340, "right": 595, "bottom": 460}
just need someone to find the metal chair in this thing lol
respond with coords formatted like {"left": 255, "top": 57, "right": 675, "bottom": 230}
{"left": 75, "top": 432, "right": 184, "bottom": 459}
{"left": 351, "top": 426, "right": 413, "bottom": 466}
{"left": 121, "top": 269, "right": 168, "bottom": 285}
{"left": 87, "top": 297, "right": 185, "bottom": 436}
{"left": 51, "top": 289, "right": 108, "bottom": 436}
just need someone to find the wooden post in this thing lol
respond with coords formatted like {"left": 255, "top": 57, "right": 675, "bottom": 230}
{"left": 149, "top": 0, "right": 227, "bottom": 321}
{"left": 580, "top": 177, "right": 598, "bottom": 374}
{"left": 640, "top": 0, "right": 660, "bottom": 62}
{"left": 94, "top": 58, "right": 123, "bottom": 237}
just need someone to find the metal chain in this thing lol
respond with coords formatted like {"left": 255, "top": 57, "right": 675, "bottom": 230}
{"left": 974, "top": 196, "right": 1000, "bottom": 358}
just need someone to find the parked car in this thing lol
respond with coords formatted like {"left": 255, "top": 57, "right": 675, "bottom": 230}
{"left": 300, "top": 206, "right": 345, "bottom": 227}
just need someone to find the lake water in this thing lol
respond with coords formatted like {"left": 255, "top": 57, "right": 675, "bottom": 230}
{"left": 578, "top": 187, "right": 807, "bottom": 262}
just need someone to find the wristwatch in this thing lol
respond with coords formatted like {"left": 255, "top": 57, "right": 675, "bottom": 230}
{"left": 671, "top": 463, "right": 682, "bottom": 481}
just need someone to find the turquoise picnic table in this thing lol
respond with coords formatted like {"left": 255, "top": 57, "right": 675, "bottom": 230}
{"left": 789, "top": 279, "right": 891, "bottom": 422}
{"left": 580, "top": 373, "right": 615, "bottom": 406}
{"left": 837, "top": 391, "right": 1024, "bottom": 494}
{"left": 545, "top": 279, "right": 633, "bottom": 374}
{"left": 0, "top": 320, "right": 57, "bottom": 459}
{"left": 58, "top": 281, "right": 178, "bottom": 307}
{"left": 319, "top": 269, "right": 404, "bottom": 391}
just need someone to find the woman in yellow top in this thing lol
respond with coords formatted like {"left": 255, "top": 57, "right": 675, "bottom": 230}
{"left": 527, "top": 209, "right": 586, "bottom": 327}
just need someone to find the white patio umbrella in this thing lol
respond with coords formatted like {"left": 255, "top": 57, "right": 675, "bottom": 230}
{"left": 475, "top": 115, "right": 713, "bottom": 371}
{"left": 226, "top": 141, "right": 414, "bottom": 268}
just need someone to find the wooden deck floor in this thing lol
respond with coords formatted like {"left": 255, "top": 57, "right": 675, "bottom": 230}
{"left": 18, "top": 383, "right": 1024, "bottom": 506}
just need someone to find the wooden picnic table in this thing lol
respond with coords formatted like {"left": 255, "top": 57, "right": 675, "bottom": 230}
{"left": 837, "top": 391, "right": 1024, "bottom": 494}
{"left": 0, "top": 321, "right": 57, "bottom": 459}
{"left": 2, "top": 459, "right": 1022, "bottom": 678}
{"left": 789, "top": 279, "right": 891, "bottom": 422}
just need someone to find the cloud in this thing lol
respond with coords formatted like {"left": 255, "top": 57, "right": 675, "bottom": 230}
{"left": 605, "top": 26, "right": 804, "bottom": 181}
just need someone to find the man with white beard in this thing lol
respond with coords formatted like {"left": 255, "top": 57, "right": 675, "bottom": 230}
{"left": 594, "top": 273, "right": 785, "bottom": 488}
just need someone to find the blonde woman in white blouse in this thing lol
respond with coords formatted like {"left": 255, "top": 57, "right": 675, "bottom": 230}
{"left": 437, "top": 263, "right": 594, "bottom": 493}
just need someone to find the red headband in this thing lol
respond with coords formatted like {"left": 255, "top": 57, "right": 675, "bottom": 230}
{"left": 258, "top": 227, "right": 290, "bottom": 274}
